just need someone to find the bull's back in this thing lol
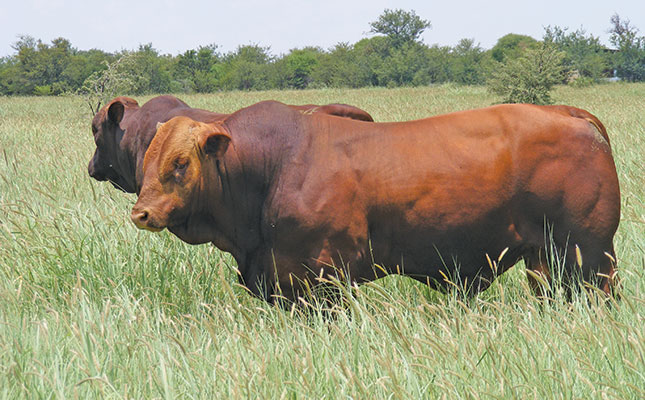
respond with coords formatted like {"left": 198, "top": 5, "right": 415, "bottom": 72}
{"left": 301, "top": 104, "right": 616, "bottom": 236}
{"left": 305, "top": 107, "right": 521, "bottom": 217}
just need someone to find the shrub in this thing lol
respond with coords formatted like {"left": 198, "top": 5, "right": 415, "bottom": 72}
{"left": 32, "top": 85, "right": 52, "bottom": 96}
{"left": 487, "top": 43, "right": 569, "bottom": 104}
{"left": 568, "top": 75, "right": 596, "bottom": 88}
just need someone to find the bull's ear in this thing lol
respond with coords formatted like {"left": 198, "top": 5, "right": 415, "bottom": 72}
{"left": 198, "top": 128, "right": 232, "bottom": 158}
{"left": 156, "top": 121, "right": 164, "bottom": 131}
{"left": 107, "top": 101, "right": 125, "bottom": 125}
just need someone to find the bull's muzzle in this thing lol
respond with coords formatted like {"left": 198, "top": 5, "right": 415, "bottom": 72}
{"left": 88, "top": 158, "right": 105, "bottom": 181}
{"left": 130, "top": 207, "right": 163, "bottom": 232}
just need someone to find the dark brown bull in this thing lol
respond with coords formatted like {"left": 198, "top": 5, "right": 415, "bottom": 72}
{"left": 88, "top": 95, "right": 374, "bottom": 193}
{"left": 130, "top": 101, "right": 620, "bottom": 303}
{"left": 88, "top": 95, "right": 226, "bottom": 193}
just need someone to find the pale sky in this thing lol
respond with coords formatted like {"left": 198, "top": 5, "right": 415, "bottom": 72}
{"left": 1, "top": 0, "right": 644, "bottom": 57}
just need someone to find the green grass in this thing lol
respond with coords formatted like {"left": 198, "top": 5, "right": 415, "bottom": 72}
{"left": 0, "top": 84, "right": 644, "bottom": 398}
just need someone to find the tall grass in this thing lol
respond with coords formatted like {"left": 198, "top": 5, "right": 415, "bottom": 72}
{"left": 0, "top": 84, "right": 643, "bottom": 398}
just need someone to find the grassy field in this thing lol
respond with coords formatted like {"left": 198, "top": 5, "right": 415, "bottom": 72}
{"left": 0, "top": 84, "right": 643, "bottom": 399}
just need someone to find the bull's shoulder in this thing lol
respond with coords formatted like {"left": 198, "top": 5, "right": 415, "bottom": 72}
{"left": 223, "top": 100, "right": 305, "bottom": 150}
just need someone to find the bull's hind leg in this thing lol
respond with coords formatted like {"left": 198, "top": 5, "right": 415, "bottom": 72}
{"left": 524, "top": 248, "right": 552, "bottom": 298}
{"left": 598, "top": 245, "right": 619, "bottom": 296}
{"left": 522, "top": 233, "right": 617, "bottom": 299}
{"left": 561, "top": 240, "right": 618, "bottom": 297}
{"left": 528, "top": 223, "right": 618, "bottom": 299}
{"left": 561, "top": 127, "right": 620, "bottom": 297}
{"left": 557, "top": 171, "right": 620, "bottom": 297}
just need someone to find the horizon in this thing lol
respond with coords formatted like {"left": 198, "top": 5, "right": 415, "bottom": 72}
{"left": 1, "top": 1, "right": 644, "bottom": 58}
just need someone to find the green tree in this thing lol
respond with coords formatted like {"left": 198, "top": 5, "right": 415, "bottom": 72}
{"left": 351, "top": 36, "right": 392, "bottom": 86}
{"left": 11, "top": 35, "right": 46, "bottom": 94}
{"left": 490, "top": 33, "right": 539, "bottom": 62}
{"left": 193, "top": 46, "right": 220, "bottom": 92}
{"left": 410, "top": 45, "right": 453, "bottom": 85}
{"left": 369, "top": 9, "right": 430, "bottom": 49}
{"left": 448, "top": 38, "right": 487, "bottom": 85}
{"left": 0, "top": 56, "right": 21, "bottom": 95}
{"left": 375, "top": 41, "right": 428, "bottom": 87}
{"left": 218, "top": 45, "right": 272, "bottom": 90}
{"left": 487, "top": 43, "right": 568, "bottom": 104}
{"left": 311, "top": 42, "right": 371, "bottom": 88}
{"left": 125, "top": 44, "right": 173, "bottom": 93}
{"left": 273, "top": 47, "right": 321, "bottom": 89}
{"left": 172, "top": 45, "right": 219, "bottom": 92}
{"left": 61, "top": 49, "right": 113, "bottom": 92}
{"left": 0, "top": 37, "right": 111, "bottom": 95}
{"left": 9, "top": 35, "right": 75, "bottom": 95}
{"left": 608, "top": 14, "right": 645, "bottom": 81}
{"left": 543, "top": 25, "right": 608, "bottom": 82}
{"left": 310, "top": 43, "right": 350, "bottom": 87}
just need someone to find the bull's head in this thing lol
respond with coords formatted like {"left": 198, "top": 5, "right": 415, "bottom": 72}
{"left": 88, "top": 97, "right": 139, "bottom": 193}
{"left": 130, "top": 116, "right": 231, "bottom": 240}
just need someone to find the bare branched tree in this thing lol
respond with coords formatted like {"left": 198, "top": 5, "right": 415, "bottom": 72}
{"left": 78, "top": 53, "right": 138, "bottom": 115}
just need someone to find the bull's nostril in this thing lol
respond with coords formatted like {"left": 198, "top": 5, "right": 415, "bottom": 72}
{"left": 135, "top": 210, "right": 150, "bottom": 224}
{"left": 131, "top": 209, "right": 163, "bottom": 232}
{"left": 131, "top": 209, "right": 150, "bottom": 227}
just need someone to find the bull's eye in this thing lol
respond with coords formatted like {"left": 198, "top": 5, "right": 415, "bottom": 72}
{"left": 174, "top": 160, "right": 188, "bottom": 171}
{"left": 173, "top": 159, "right": 189, "bottom": 182}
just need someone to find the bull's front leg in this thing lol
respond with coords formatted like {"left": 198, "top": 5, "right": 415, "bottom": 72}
{"left": 235, "top": 246, "right": 330, "bottom": 305}
{"left": 235, "top": 248, "right": 275, "bottom": 302}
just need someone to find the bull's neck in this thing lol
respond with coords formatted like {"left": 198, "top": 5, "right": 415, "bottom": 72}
{"left": 104, "top": 109, "right": 139, "bottom": 194}
{"left": 200, "top": 140, "right": 273, "bottom": 261}
{"left": 119, "top": 112, "right": 148, "bottom": 195}
{"left": 207, "top": 115, "right": 299, "bottom": 263}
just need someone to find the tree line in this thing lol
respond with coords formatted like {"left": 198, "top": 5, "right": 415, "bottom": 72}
{"left": 1, "top": 10, "right": 643, "bottom": 101}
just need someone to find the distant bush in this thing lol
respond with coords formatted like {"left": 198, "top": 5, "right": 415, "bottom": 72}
{"left": 2, "top": 11, "right": 644, "bottom": 97}
{"left": 33, "top": 85, "right": 52, "bottom": 96}
{"left": 487, "top": 43, "right": 568, "bottom": 105}
{"left": 568, "top": 75, "right": 596, "bottom": 88}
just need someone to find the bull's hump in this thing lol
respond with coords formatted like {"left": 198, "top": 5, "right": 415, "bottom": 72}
{"left": 229, "top": 100, "right": 296, "bottom": 121}
{"left": 142, "top": 95, "right": 189, "bottom": 110}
